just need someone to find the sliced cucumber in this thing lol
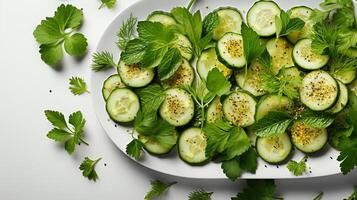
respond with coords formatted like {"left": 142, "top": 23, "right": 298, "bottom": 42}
{"left": 293, "top": 39, "right": 329, "bottom": 70}
{"left": 333, "top": 69, "right": 357, "bottom": 84}
{"left": 216, "top": 32, "right": 246, "bottom": 68}
{"left": 172, "top": 33, "right": 193, "bottom": 61}
{"left": 223, "top": 91, "right": 256, "bottom": 127}
{"left": 159, "top": 88, "right": 195, "bottom": 126}
{"left": 328, "top": 80, "right": 348, "bottom": 114}
{"left": 117, "top": 61, "right": 155, "bottom": 88}
{"left": 197, "top": 48, "right": 232, "bottom": 79}
{"left": 212, "top": 7, "right": 243, "bottom": 40}
{"left": 138, "top": 132, "right": 178, "bottom": 155}
{"left": 147, "top": 11, "right": 176, "bottom": 27}
{"left": 106, "top": 88, "right": 140, "bottom": 123}
{"left": 235, "top": 59, "right": 267, "bottom": 97}
{"left": 206, "top": 97, "right": 223, "bottom": 123}
{"left": 247, "top": 1, "right": 281, "bottom": 37}
{"left": 266, "top": 38, "right": 294, "bottom": 75}
{"left": 102, "top": 74, "right": 126, "bottom": 100}
{"left": 291, "top": 121, "right": 328, "bottom": 153}
{"left": 255, "top": 95, "right": 294, "bottom": 121}
{"left": 178, "top": 127, "right": 208, "bottom": 164}
{"left": 300, "top": 70, "right": 339, "bottom": 111}
{"left": 287, "top": 6, "right": 313, "bottom": 44}
{"left": 162, "top": 59, "right": 195, "bottom": 88}
{"left": 256, "top": 133, "right": 292, "bottom": 164}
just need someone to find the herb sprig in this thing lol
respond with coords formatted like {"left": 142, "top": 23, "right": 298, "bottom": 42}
{"left": 79, "top": 157, "right": 102, "bottom": 181}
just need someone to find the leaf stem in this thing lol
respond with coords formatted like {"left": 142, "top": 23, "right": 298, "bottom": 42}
{"left": 187, "top": 0, "right": 197, "bottom": 10}
{"left": 79, "top": 138, "right": 89, "bottom": 146}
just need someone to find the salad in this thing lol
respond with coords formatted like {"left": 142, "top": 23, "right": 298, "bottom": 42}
{"left": 97, "top": 0, "right": 357, "bottom": 180}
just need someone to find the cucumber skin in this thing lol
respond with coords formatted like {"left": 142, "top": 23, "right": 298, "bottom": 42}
{"left": 292, "top": 39, "right": 329, "bottom": 70}
{"left": 211, "top": 7, "right": 243, "bottom": 40}
{"left": 102, "top": 74, "right": 125, "bottom": 101}
{"left": 215, "top": 34, "right": 245, "bottom": 69}
{"left": 255, "top": 136, "right": 293, "bottom": 164}
{"left": 147, "top": 10, "right": 175, "bottom": 20}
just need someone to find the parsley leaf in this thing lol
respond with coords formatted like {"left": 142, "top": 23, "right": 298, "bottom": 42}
{"left": 33, "top": 4, "right": 87, "bottom": 66}
{"left": 188, "top": 189, "right": 213, "bottom": 200}
{"left": 299, "top": 109, "right": 334, "bottom": 128}
{"left": 158, "top": 48, "right": 183, "bottom": 80}
{"left": 232, "top": 180, "right": 281, "bottom": 200}
{"left": 144, "top": 180, "right": 176, "bottom": 200}
{"left": 253, "top": 111, "right": 293, "bottom": 137}
{"left": 221, "top": 157, "right": 242, "bottom": 181}
{"left": 126, "top": 138, "right": 144, "bottom": 160}
{"left": 69, "top": 76, "right": 89, "bottom": 95}
{"left": 287, "top": 155, "right": 308, "bottom": 176}
{"left": 275, "top": 10, "right": 305, "bottom": 38}
{"left": 79, "top": 157, "right": 102, "bottom": 182}
{"left": 206, "top": 68, "right": 231, "bottom": 96}
{"left": 99, "top": 0, "right": 116, "bottom": 9}
{"left": 91, "top": 51, "right": 117, "bottom": 72}
{"left": 117, "top": 14, "right": 137, "bottom": 49}
{"left": 239, "top": 147, "right": 258, "bottom": 174}
{"left": 45, "top": 110, "right": 88, "bottom": 154}
{"left": 241, "top": 23, "right": 265, "bottom": 65}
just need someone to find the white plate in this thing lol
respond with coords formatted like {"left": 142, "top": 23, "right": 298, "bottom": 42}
{"left": 91, "top": 0, "right": 342, "bottom": 179}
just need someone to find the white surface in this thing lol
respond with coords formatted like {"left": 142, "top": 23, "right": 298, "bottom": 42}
{"left": 93, "top": 0, "right": 342, "bottom": 179}
{"left": 0, "top": 0, "right": 356, "bottom": 199}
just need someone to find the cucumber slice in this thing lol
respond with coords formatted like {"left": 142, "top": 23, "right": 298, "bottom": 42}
{"left": 117, "top": 61, "right": 155, "bottom": 88}
{"left": 197, "top": 48, "right": 232, "bottom": 79}
{"left": 102, "top": 74, "right": 126, "bottom": 100}
{"left": 255, "top": 95, "right": 294, "bottom": 121}
{"left": 147, "top": 11, "right": 176, "bottom": 26}
{"left": 256, "top": 133, "right": 292, "bottom": 164}
{"left": 223, "top": 91, "right": 256, "bottom": 127}
{"left": 172, "top": 33, "right": 193, "bottom": 61}
{"left": 159, "top": 88, "right": 195, "bottom": 126}
{"left": 247, "top": 1, "right": 281, "bottom": 37}
{"left": 333, "top": 69, "right": 357, "bottom": 84}
{"left": 106, "top": 88, "right": 140, "bottom": 123}
{"left": 138, "top": 132, "right": 178, "bottom": 155}
{"left": 216, "top": 32, "right": 246, "bottom": 68}
{"left": 266, "top": 38, "right": 294, "bottom": 75}
{"left": 235, "top": 60, "right": 267, "bottom": 97}
{"left": 287, "top": 6, "right": 313, "bottom": 44}
{"left": 328, "top": 80, "right": 348, "bottom": 114}
{"left": 178, "top": 127, "right": 208, "bottom": 164}
{"left": 300, "top": 70, "right": 339, "bottom": 111}
{"left": 293, "top": 39, "right": 329, "bottom": 70}
{"left": 212, "top": 7, "right": 243, "bottom": 40}
{"left": 206, "top": 97, "right": 223, "bottom": 123}
{"left": 291, "top": 121, "right": 328, "bottom": 153}
{"left": 162, "top": 59, "right": 195, "bottom": 88}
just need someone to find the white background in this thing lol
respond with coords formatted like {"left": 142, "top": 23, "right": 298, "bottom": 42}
{"left": 0, "top": 0, "right": 356, "bottom": 199}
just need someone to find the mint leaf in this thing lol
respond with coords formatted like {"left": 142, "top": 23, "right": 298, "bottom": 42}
{"left": 206, "top": 68, "right": 231, "bottom": 96}
{"left": 64, "top": 33, "right": 87, "bottom": 56}
{"left": 120, "top": 39, "right": 146, "bottom": 64}
{"left": 276, "top": 10, "right": 305, "bottom": 38}
{"left": 126, "top": 139, "right": 144, "bottom": 160}
{"left": 223, "top": 127, "right": 251, "bottom": 161}
{"left": 144, "top": 180, "right": 176, "bottom": 200}
{"left": 300, "top": 109, "right": 334, "bottom": 128}
{"left": 69, "top": 76, "right": 89, "bottom": 95}
{"left": 239, "top": 147, "right": 258, "bottom": 173}
{"left": 204, "top": 120, "right": 231, "bottom": 157}
{"left": 79, "top": 157, "right": 102, "bottom": 182}
{"left": 202, "top": 11, "right": 219, "bottom": 36}
{"left": 287, "top": 156, "right": 308, "bottom": 176}
{"left": 221, "top": 157, "right": 242, "bottom": 181}
{"left": 253, "top": 111, "right": 293, "bottom": 137}
{"left": 241, "top": 23, "right": 265, "bottom": 64}
{"left": 158, "top": 48, "right": 182, "bottom": 80}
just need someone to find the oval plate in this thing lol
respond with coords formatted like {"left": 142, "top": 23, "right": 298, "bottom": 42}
{"left": 91, "top": 0, "right": 341, "bottom": 179}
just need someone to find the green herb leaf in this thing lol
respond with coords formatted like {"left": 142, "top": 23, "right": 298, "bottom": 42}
{"left": 64, "top": 33, "right": 87, "bottom": 56}
{"left": 188, "top": 189, "right": 213, "bottom": 200}
{"left": 39, "top": 44, "right": 63, "bottom": 66}
{"left": 287, "top": 155, "right": 308, "bottom": 176}
{"left": 120, "top": 39, "right": 146, "bottom": 64}
{"left": 241, "top": 23, "right": 265, "bottom": 64}
{"left": 276, "top": 10, "right": 305, "bottom": 38}
{"left": 232, "top": 180, "right": 279, "bottom": 200}
{"left": 202, "top": 11, "right": 219, "bottom": 36}
{"left": 144, "top": 180, "right": 176, "bottom": 200}
{"left": 99, "top": 0, "right": 116, "bottom": 9}
{"left": 34, "top": 18, "right": 64, "bottom": 45}
{"left": 206, "top": 68, "right": 231, "bottom": 96}
{"left": 47, "top": 128, "right": 72, "bottom": 142}
{"left": 300, "top": 109, "right": 334, "bottom": 128}
{"left": 79, "top": 157, "right": 102, "bottom": 182}
{"left": 239, "top": 147, "right": 258, "bottom": 173}
{"left": 221, "top": 157, "right": 242, "bottom": 181}
{"left": 91, "top": 51, "right": 117, "bottom": 72}
{"left": 68, "top": 111, "right": 86, "bottom": 133}
{"left": 253, "top": 111, "right": 293, "bottom": 137}
{"left": 223, "top": 127, "right": 251, "bottom": 161}
{"left": 53, "top": 4, "right": 83, "bottom": 30}
{"left": 126, "top": 139, "right": 144, "bottom": 160}
{"left": 69, "top": 76, "right": 89, "bottom": 95}
{"left": 117, "top": 14, "right": 137, "bottom": 49}
{"left": 45, "top": 110, "right": 68, "bottom": 129}
{"left": 344, "top": 186, "right": 357, "bottom": 200}
{"left": 158, "top": 48, "right": 182, "bottom": 80}
{"left": 313, "top": 192, "right": 324, "bottom": 200}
